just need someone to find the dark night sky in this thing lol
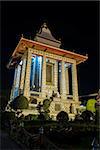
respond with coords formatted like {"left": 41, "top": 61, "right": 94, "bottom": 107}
{"left": 1, "top": 1, "right": 99, "bottom": 95}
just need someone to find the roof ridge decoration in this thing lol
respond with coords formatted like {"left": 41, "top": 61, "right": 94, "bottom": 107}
{"left": 34, "top": 22, "right": 61, "bottom": 48}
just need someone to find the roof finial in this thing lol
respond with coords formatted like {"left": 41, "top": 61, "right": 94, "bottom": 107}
{"left": 42, "top": 22, "right": 47, "bottom": 29}
{"left": 21, "top": 34, "right": 23, "bottom": 38}
{"left": 86, "top": 53, "right": 88, "bottom": 57}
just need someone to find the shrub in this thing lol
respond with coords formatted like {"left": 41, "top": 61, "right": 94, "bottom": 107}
{"left": 0, "top": 96, "right": 8, "bottom": 111}
{"left": 38, "top": 113, "right": 45, "bottom": 121}
{"left": 1, "top": 111, "right": 16, "bottom": 129}
{"left": 86, "top": 99, "right": 96, "bottom": 113}
{"left": 42, "top": 98, "right": 52, "bottom": 120}
{"left": 43, "top": 112, "right": 50, "bottom": 120}
{"left": 74, "top": 114, "right": 83, "bottom": 122}
{"left": 25, "top": 114, "right": 38, "bottom": 121}
{"left": 81, "top": 110, "right": 94, "bottom": 123}
{"left": 10, "top": 95, "right": 29, "bottom": 110}
{"left": 56, "top": 111, "right": 69, "bottom": 123}
{"left": 43, "top": 99, "right": 52, "bottom": 113}
{"left": 4, "top": 111, "right": 16, "bottom": 120}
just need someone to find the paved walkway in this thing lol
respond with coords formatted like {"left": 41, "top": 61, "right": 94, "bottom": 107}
{"left": 0, "top": 130, "right": 24, "bottom": 150}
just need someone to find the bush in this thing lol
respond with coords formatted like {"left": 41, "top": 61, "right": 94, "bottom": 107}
{"left": 56, "top": 111, "right": 69, "bottom": 123}
{"left": 43, "top": 98, "right": 53, "bottom": 119}
{"left": 81, "top": 110, "right": 94, "bottom": 123}
{"left": 25, "top": 114, "right": 38, "bottom": 121}
{"left": 38, "top": 113, "right": 45, "bottom": 121}
{"left": 86, "top": 99, "right": 96, "bottom": 113}
{"left": 3, "top": 111, "right": 16, "bottom": 120}
{"left": 74, "top": 114, "right": 83, "bottom": 122}
{"left": 0, "top": 96, "right": 8, "bottom": 111}
{"left": 43, "top": 98, "right": 52, "bottom": 113}
{"left": 10, "top": 95, "right": 29, "bottom": 110}
{"left": 1, "top": 111, "right": 16, "bottom": 129}
{"left": 43, "top": 112, "right": 50, "bottom": 120}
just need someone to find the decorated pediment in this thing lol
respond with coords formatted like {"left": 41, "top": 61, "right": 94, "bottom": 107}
{"left": 34, "top": 23, "right": 61, "bottom": 48}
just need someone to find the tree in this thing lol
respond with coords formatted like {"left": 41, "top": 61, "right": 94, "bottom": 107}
{"left": 43, "top": 98, "right": 52, "bottom": 120}
{"left": 56, "top": 111, "right": 69, "bottom": 124}
{"left": 86, "top": 99, "right": 96, "bottom": 113}
{"left": 25, "top": 114, "right": 38, "bottom": 121}
{"left": 81, "top": 110, "right": 94, "bottom": 122}
{"left": 0, "top": 89, "right": 11, "bottom": 111}
{"left": 10, "top": 95, "right": 29, "bottom": 110}
{"left": 95, "top": 98, "right": 100, "bottom": 125}
{"left": 0, "top": 96, "right": 8, "bottom": 111}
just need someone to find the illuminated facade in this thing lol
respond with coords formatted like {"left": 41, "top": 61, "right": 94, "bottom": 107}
{"left": 7, "top": 23, "right": 88, "bottom": 119}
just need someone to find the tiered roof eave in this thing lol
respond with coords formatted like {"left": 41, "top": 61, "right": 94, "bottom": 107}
{"left": 7, "top": 37, "right": 88, "bottom": 69}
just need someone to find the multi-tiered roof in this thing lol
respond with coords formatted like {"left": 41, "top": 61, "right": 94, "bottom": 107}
{"left": 7, "top": 23, "right": 88, "bottom": 68}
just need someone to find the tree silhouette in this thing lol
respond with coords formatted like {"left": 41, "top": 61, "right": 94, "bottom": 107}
{"left": 42, "top": 98, "right": 52, "bottom": 120}
{"left": 10, "top": 95, "right": 29, "bottom": 111}
{"left": 56, "top": 111, "right": 69, "bottom": 123}
{"left": 81, "top": 110, "right": 94, "bottom": 123}
{"left": 0, "top": 96, "right": 8, "bottom": 111}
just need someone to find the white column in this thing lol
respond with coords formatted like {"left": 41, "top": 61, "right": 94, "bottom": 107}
{"left": 15, "top": 64, "right": 21, "bottom": 88}
{"left": 13, "top": 67, "right": 17, "bottom": 87}
{"left": 59, "top": 62, "right": 62, "bottom": 95}
{"left": 41, "top": 54, "right": 46, "bottom": 98}
{"left": 11, "top": 67, "right": 17, "bottom": 99}
{"left": 23, "top": 49, "right": 32, "bottom": 100}
{"left": 32, "top": 57, "right": 36, "bottom": 88}
{"left": 54, "top": 60, "right": 58, "bottom": 92}
{"left": 20, "top": 58, "right": 27, "bottom": 93}
{"left": 72, "top": 62, "right": 78, "bottom": 101}
{"left": 61, "top": 60, "right": 66, "bottom": 99}
{"left": 65, "top": 67, "right": 69, "bottom": 95}
{"left": 13, "top": 64, "right": 21, "bottom": 98}
{"left": 39, "top": 56, "right": 42, "bottom": 90}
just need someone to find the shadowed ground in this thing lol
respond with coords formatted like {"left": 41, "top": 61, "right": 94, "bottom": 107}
{"left": 0, "top": 130, "right": 26, "bottom": 150}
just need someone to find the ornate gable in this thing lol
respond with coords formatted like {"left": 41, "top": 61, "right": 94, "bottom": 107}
{"left": 34, "top": 23, "right": 61, "bottom": 48}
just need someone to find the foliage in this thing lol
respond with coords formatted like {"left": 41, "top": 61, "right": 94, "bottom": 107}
{"left": 86, "top": 99, "right": 96, "bottom": 113}
{"left": 43, "top": 99, "right": 52, "bottom": 113}
{"left": 56, "top": 111, "right": 69, "bottom": 124}
{"left": 1, "top": 111, "right": 16, "bottom": 128}
{"left": 81, "top": 110, "right": 94, "bottom": 123}
{"left": 17, "top": 114, "right": 25, "bottom": 122}
{"left": 0, "top": 89, "right": 11, "bottom": 111}
{"left": 95, "top": 109, "right": 100, "bottom": 125}
{"left": 78, "top": 106, "right": 86, "bottom": 113}
{"left": 25, "top": 114, "right": 38, "bottom": 121}
{"left": 74, "top": 114, "right": 83, "bottom": 122}
{"left": 4, "top": 111, "right": 16, "bottom": 120}
{"left": 42, "top": 98, "right": 52, "bottom": 120}
{"left": 10, "top": 95, "right": 29, "bottom": 110}
{"left": 36, "top": 98, "right": 52, "bottom": 121}
{"left": 38, "top": 113, "right": 45, "bottom": 121}
{"left": 43, "top": 112, "right": 50, "bottom": 120}
{"left": 0, "top": 96, "right": 8, "bottom": 111}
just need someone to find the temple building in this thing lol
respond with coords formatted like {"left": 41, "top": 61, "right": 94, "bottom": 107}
{"left": 7, "top": 23, "right": 88, "bottom": 119}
